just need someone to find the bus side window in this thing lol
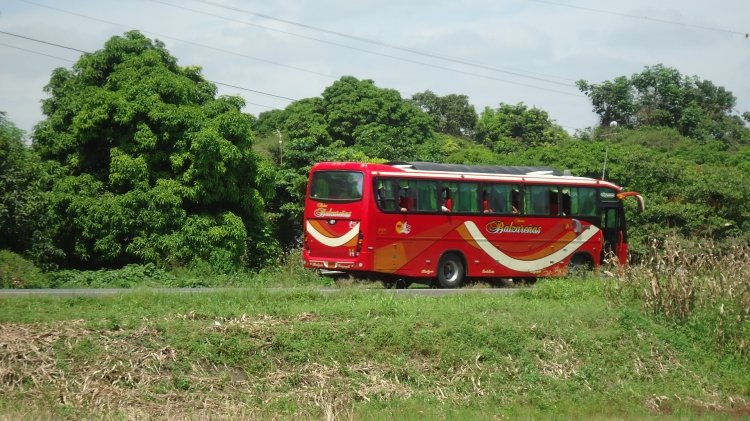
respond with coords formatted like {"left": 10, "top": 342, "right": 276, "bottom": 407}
{"left": 415, "top": 180, "right": 438, "bottom": 212}
{"left": 571, "top": 187, "right": 597, "bottom": 216}
{"left": 561, "top": 188, "right": 572, "bottom": 216}
{"left": 441, "top": 187, "right": 453, "bottom": 212}
{"left": 485, "top": 184, "right": 516, "bottom": 214}
{"left": 525, "top": 185, "right": 549, "bottom": 215}
{"left": 375, "top": 178, "right": 398, "bottom": 211}
{"left": 457, "top": 182, "right": 478, "bottom": 213}
{"left": 398, "top": 180, "right": 414, "bottom": 212}
{"left": 511, "top": 188, "right": 521, "bottom": 214}
{"left": 549, "top": 188, "right": 560, "bottom": 215}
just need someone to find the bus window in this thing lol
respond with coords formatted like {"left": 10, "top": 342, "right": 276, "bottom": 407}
{"left": 570, "top": 187, "right": 597, "bottom": 216}
{"left": 602, "top": 207, "right": 619, "bottom": 229}
{"left": 512, "top": 188, "right": 522, "bottom": 214}
{"left": 600, "top": 188, "right": 619, "bottom": 203}
{"left": 561, "top": 187, "right": 572, "bottom": 215}
{"left": 549, "top": 187, "right": 560, "bottom": 215}
{"left": 443, "top": 183, "right": 458, "bottom": 212}
{"left": 484, "top": 183, "right": 519, "bottom": 214}
{"left": 524, "top": 185, "right": 550, "bottom": 215}
{"left": 443, "top": 182, "right": 479, "bottom": 213}
{"left": 374, "top": 178, "right": 395, "bottom": 211}
{"left": 414, "top": 180, "right": 438, "bottom": 212}
{"left": 441, "top": 186, "right": 452, "bottom": 211}
{"left": 398, "top": 180, "right": 415, "bottom": 211}
{"left": 457, "top": 182, "right": 479, "bottom": 212}
{"left": 311, "top": 171, "right": 363, "bottom": 201}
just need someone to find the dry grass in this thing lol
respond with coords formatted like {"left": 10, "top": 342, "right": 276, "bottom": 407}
{"left": 0, "top": 320, "right": 256, "bottom": 419}
{"left": 606, "top": 239, "right": 750, "bottom": 355}
{"left": 0, "top": 315, "right": 509, "bottom": 419}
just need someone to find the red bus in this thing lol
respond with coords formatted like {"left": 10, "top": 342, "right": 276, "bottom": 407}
{"left": 302, "top": 161, "right": 644, "bottom": 288}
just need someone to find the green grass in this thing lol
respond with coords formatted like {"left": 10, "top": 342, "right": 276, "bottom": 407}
{"left": 0, "top": 249, "right": 335, "bottom": 289}
{"left": 1, "top": 278, "right": 747, "bottom": 419}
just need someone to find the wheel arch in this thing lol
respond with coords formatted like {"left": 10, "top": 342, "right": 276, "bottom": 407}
{"left": 439, "top": 250, "right": 467, "bottom": 275}
{"left": 568, "top": 251, "right": 595, "bottom": 274}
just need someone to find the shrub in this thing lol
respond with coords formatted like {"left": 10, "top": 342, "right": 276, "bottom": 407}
{"left": 47, "top": 264, "right": 178, "bottom": 289}
{"left": 0, "top": 250, "right": 49, "bottom": 288}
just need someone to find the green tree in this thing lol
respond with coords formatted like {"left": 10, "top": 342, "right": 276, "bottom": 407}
{"left": 261, "top": 77, "right": 435, "bottom": 249}
{"left": 475, "top": 102, "right": 568, "bottom": 150}
{"left": 32, "top": 31, "right": 278, "bottom": 270}
{"left": 0, "top": 113, "right": 46, "bottom": 255}
{"left": 577, "top": 64, "right": 749, "bottom": 144}
{"left": 411, "top": 90, "right": 477, "bottom": 137}
{"left": 322, "top": 76, "right": 434, "bottom": 160}
{"left": 253, "top": 109, "right": 286, "bottom": 137}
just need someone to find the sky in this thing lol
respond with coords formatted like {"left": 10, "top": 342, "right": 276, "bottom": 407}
{"left": 1, "top": 0, "right": 748, "bottom": 136}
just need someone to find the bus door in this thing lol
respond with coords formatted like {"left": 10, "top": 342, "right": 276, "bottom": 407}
{"left": 600, "top": 203, "right": 627, "bottom": 263}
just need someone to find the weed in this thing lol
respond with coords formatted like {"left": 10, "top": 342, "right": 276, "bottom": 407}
{"left": 606, "top": 238, "right": 750, "bottom": 357}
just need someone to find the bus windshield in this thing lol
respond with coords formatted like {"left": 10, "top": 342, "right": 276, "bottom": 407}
{"left": 309, "top": 171, "right": 363, "bottom": 201}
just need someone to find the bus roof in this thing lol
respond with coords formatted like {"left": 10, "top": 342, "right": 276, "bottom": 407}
{"left": 387, "top": 161, "right": 564, "bottom": 176}
{"left": 310, "top": 161, "right": 623, "bottom": 190}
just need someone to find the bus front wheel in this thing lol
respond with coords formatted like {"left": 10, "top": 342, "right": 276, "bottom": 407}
{"left": 437, "top": 253, "right": 464, "bottom": 288}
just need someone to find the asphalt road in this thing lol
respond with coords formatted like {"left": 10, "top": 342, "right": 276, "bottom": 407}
{"left": 0, "top": 287, "right": 522, "bottom": 297}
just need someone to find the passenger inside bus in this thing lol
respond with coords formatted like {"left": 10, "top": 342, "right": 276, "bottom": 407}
{"left": 398, "top": 181, "right": 413, "bottom": 212}
{"left": 482, "top": 190, "right": 491, "bottom": 213}
{"left": 511, "top": 189, "right": 521, "bottom": 214}
{"left": 549, "top": 189, "right": 559, "bottom": 215}
{"left": 561, "top": 190, "right": 571, "bottom": 215}
{"left": 441, "top": 187, "right": 452, "bottom": 212}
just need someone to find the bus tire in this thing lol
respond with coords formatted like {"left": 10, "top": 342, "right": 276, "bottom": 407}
{"left": 568, "top": 254, "right": 593, "bottom": 278}
{"left": 437, "top": 253, "right": 464, "bottom": 288}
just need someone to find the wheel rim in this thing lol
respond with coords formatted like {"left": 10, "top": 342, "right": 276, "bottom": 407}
{"left": 441, "top": 261, "right": 459, "bottom": 283}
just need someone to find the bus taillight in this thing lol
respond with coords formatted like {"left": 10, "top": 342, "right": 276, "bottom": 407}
{"left": 356, "top": 232, "right": 364, "bottom": 256}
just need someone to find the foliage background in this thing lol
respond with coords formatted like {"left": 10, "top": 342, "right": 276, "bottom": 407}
{"left": 2, "top": 31, "right": 750, "bottom": 275}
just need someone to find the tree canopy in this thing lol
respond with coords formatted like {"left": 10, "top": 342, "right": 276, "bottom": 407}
{"left": 475, "top": 102, "right": 567, "bottom": 151}
{"left": 31, "top": 31, "right": 278, "bottom": 270}
{"left": 3, "top": 38, "right": 750, "bottom": 275}
{"left": 577, "top": 64, "right": 748, "bottom": 145}
{"left": 0, "top": 113, "right": 45, "bottom": 255}
{"left": 411, "top": 90, "right": 477, "bottom": 137}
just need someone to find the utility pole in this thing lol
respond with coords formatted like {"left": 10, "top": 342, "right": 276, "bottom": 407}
{"left": 276, "top": 129, "right": 283, "bottom": 166}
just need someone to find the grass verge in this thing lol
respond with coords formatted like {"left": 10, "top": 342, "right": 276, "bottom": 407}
{"left": 1, "top": 278, "right": 748, "bottom": 420}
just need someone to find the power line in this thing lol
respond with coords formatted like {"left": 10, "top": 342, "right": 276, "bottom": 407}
{"left": 529, "top": 0, "right": 749, "bottom": 38}
{"left": 145, "top": 0, "right": 582, "bottom": 96}
{"left": 16, "top": 0, "right": 338, "bottom": 80}
{"left": 156, "top": 0, "right": 578, "bottom": 86}
{"left": 18, "top": 0, "right": 584, "bottom": 98}
{"left": 0, "top": 30, "right": 294, "bottom": 106}
{"left": 0, "top": 29, "right": 88, "bottom": 53}
{"left": 212, "top": 81, "right": 297, "bottom": 101}
{"left": 0, "top": 41, "right": 75, "bottom": 62}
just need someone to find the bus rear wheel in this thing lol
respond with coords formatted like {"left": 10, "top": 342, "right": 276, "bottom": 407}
{"left": 568, "top": 254, "right": 593, "bottom": 278}
{"left": 437, "top": 253, "right": 464, "bottom": 288}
